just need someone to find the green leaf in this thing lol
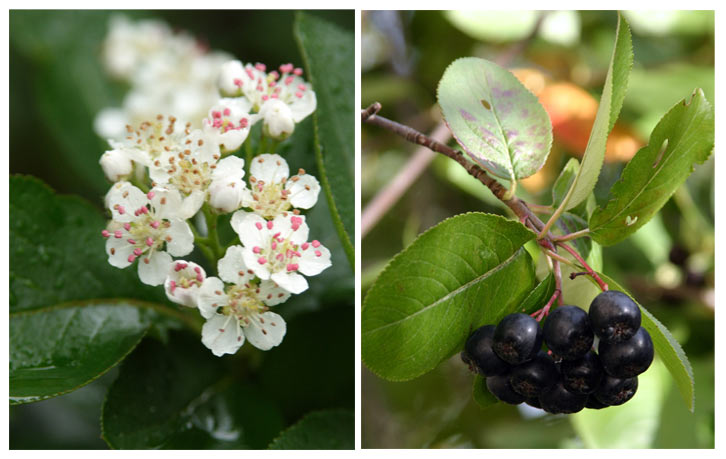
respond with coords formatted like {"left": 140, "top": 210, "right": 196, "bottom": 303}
{"left": 10, "top": 302, "right": 152, "bottom": 405}
{"left": 517, "top": 273, "right": 556, "bottom": 314}
{"left": 101, "top": 332, "right": 284, "bottom": 449}
{"left": 294, "top": 12, "right": 355, "bottom": 268}
{"left": 589, "top": 89, "right": 714, "bottom": 246}
{"left": 362, "top": 213, "right": 536, "bottom": 381}
{"left": 472, "top": 375, "right": 498, "bottom": 409}
{"left": 556, "top": 212, "right": 592, "bottom": 261}
{"left": 437, "top": 57, "right": 552, "bottom": 181}
{"left": 559, "top": 12, "right": 633, "bottom": 211}
{"left": 551, "top": 158, "right": 580, "bottom": 209}
{"left": 10, "top": 175, "right": 165, "bottom": 313}
{"left": 268, "top": 409, "right": 354, "bottom": 450}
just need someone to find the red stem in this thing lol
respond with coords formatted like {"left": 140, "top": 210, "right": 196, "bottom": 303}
{"left": 557, "top": 242, "right": 609, "bottom": 291}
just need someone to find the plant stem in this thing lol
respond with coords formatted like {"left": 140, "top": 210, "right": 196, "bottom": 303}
{"left": 526, "top": 203, "right": 553, "bottom": 214}
{"left": 543, "top": 249, "right": 578, "bottom": 269}
{"left": 557, "top": 242, "right": 609, "bottom": 291}
{"left": 202, "top": 204, "right": 225, "bottom": 261}
{"left": 552, "top": 228, "right": 590, "bottom": 243}
{"left": 245, "top": 134, "right": 254, "bottom": 176}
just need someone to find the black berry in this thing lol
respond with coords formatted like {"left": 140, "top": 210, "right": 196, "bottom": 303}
{"left": 585, "top": 395, "right": 609, "bottom": 409}
{"left": 486, "top": 372, "right": 524, "bottom": 405}
{"left": 594, "top": 375, "right": 638, "bottom": 406}
{"left": 543, "top": 305, "right": 594, "bottom": 360}
{"left": 462, "top": 325, "right": 509, "bottom": 376}
{"left": 598, "top": 327, "right": 654, "bottom": 378}
{"left": 525, "top": 397, "right": 542, "bottom": 409}
{"left": 560, "top": 351, "right": 604, "bottom": 395}
{"left": 508, "top": 351, "right": 558, "bottom": 398}
{"left": 492, "top": 313, "right": 543, "bottom": 365}
{"left": 589, "top": 291, "right": 641, "bottom": 343}
{"left": 539, "top": 380, "right": 587, "bottom": 414}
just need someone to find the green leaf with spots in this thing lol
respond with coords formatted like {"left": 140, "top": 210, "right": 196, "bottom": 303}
{"left": 294, "top": 13, "right": 355, "bottom": 268}
{"left": 589, "top": 89, "right": 714, "bottom": 246}
{"left": 10, "top": 175, "right": 166, "bottom": 313}
{"left": 362, "top": 213, "right": 536, "bottom": 381}
{"left": 268, "top": 409, "right": 354, "bottom": 450}
{"left": 438, "top": 57, "right": 552, "bottom": 181}
{"left": 10, "top": 302, "right": 153, "bottom": 404}
{"left": 558, "top": 12, "right": 633, "bottom": 211}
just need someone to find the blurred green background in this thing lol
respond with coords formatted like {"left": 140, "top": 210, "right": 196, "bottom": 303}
{"left": 362, "top": 10, "right": 713, "bottom": 448}
{"left": 10, "top": 10, "right": 354, "bottom": 449}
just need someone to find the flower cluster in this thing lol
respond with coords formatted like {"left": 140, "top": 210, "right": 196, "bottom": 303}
{"left": 97, "top": 17, "right": 329, "bottom": 357}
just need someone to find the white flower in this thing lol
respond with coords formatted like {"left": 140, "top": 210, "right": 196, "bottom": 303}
{"left": 230, "top": 211, "right": 331, "bottom": 294}
{"left": 102, "top": 182, "right": 194, "bottom": 286}
{"left": 202, "top": 98, "right": 254, "bottom": 152}
{"left": 259, "top": 99, "right": 295, "bottom": 139}
{"left": 241, "top": 154, "right": 321, "bottom": 219}
{"left": 217, "top": 60, "right": 316, "bottom": 130}
{"left": 102, "top": 15, "right": 171, "bottom": 80}
{"left": 164, "top": 260, "right": 206, "bottom": 307}
{"left": 145, "top": 126, "right": 247, "bottom": 218}
{"left": 196, "top": 246, "right": 290, "bottom": 356}
{"left": 100, "top": 147, "right": 135, "bottom": 182}
{"left": 110, "top": 115, "right": 191, "bottom": 168}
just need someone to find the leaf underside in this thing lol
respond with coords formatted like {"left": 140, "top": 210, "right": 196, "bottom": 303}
{"left": 438, "top": 57, "right": 552, "bottom": 181}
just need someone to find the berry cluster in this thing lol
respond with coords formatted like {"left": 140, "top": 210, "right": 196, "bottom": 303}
{"left": 461, "top": 291, "right": 654, "bottom": 414}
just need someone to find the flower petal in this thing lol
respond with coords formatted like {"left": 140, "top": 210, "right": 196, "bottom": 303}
{"left": 249, "top": 153, "right": 289, "bottom": 184}
{"left": 231, "top": 211, "right": 268, "bottom": 248}
{"left": 165, "top": 219, "right": 194, "bottom": 256}
{"left": 286, "top": 174, "right": 320, "bottom": 209}
{"left": 258, "top": 280, "right": 291, "bottom": 306}
{"left": 271, "top": 271, "right": 308, "bottom": 294}
{"left": 202, "top": 314, "right": 244, "bottom": 356}
{"left": 218, "top": 245, "right": 254, "bottom": 285}
{"left": 164, "top": 260, "right": 205, "bottom": 308}
{"left": 137, "top": 250, "right": 172, "bottom": 286}
{"left": 298, "top": 241, "right": 332, "bottom": 277}
{"left": 289, "top": 88, "right": 316, "bottom": 122}
{"left": 150, "top": 187, "right": 183, "bottom": 220}
{"left": 212, "top": 156, "right": 245, "bottom": 182}
{"left": 178, "top": 190, "right": 205, "bottom": 220}
{"left": 243, "top": 311, "right": 286, "bottom": 351}
{"left": 106, "top": 236, "right": 134, "bottom": 268}
{"left": 106, "top": 181, "right": 146, "bottom": 222}
{"left": 198, "top": 276, "right": 226, "bottom": 319}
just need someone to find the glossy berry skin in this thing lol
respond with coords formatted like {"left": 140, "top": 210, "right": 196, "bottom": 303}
{"left": 594, "top": 375, "right": 638, "bottom": 406}
{"left": 492, "top": 313, "right": 543, "bottom": 365}
{"left": 585, "top": 396, "right": 609, "bottom": 410}
{"left": 462, "top": 325, "right": 509, "bottom": 376}
{"left": 509, "top": 351, "right": 558, "bottom": 398}
{"left": 486, "top": 372, "right": 525, "bottom": 405}
{"left": 589, "top": 291, "right": 641, "bottom": 343}
{"left": 560, "top": 351, "right": 604, "bottom": 395}
{"left": 539, "top": 380, "right": 587, "bottom": 414}
{"left": 525, "top": 397, "right": 542, "bottom": 409}
{"left": 599, "top": 327, "right": 654, "bottom": 378}
{"left": 543, "top": 305, "right": 594, "bottom": 360}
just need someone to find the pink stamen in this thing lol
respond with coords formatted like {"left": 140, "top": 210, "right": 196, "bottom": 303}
{"left": 133, "top": 248, "right": 143, "bottom": 256}
{"left": 194, "top": 266, "right": 201, "bottom": 273}
{"left": 255, "top": 63, "right": 266, "bottom": 71}
{"left": 212, "top": 110, "right": 222, "bottom": 119}
{"left": 295, "top": 91, "right": 303, "bottom": 98}
{"left": 127, "top": 254, "right": 137, "bottom": 263}
{"left": 127, "top": 238, "right": 136, "bottom": 244}
{"left": 169, "top": 280, "right": 177, "bottom": 293}
{"left": 147, "top": 191, "right": 155, "bottom": 199}
{"left": 312, "top": 240, "right": 321, "bottom": 248}
{"left": 146, "top": 237, "right": 154, "bottom": 247}
{"left": 245, "top": 68, "right": 255, "bottom": 80}
{"left": 286, "top": 263, "right": 299, "bottom": 272}
{"left": 257, "top": 257, "right": 267, "bottom": 265}
{"left": 269, "top": 70, "right": 279, "bottom": 80}
{"left": 298, "top": 84, "right": 306, "bottom": 91}
{"left": 117, "top": 205, "right": 125, "bottom": 215}
{"left": 223, "top": 108, "right": 231, "bottom": 116}
{"left": 280, "top": 63, "right": 293, "bottom": 73}
{"left": 284, "top": 76, "right": 294, "bottom": 85}
{"left": 291, "top": 216, "right": 302, "bottom": 230}
{"left": 124, "top": 223, "right": 131, "bottom": 231}
{"left": 301, "top": 242, "right": 309, "bottom": 250}
{"left": 293, "top": 68, "right": 303, "bottom": 76}
{"left": 255, "top": 222, "right": 263, "bottom": 230}
{"left": 233, "top": 78, "right": 243, "bottom": 87}
{"left": 266, "top": 220, "right": 274, "bottom": 230}
{"left": 114, "top": 230, "right": 123, "bottom": 238}
{"left": 271, "top": 241, "right": 277, "bottom": 250}
{"left": 276, "top": 253, "right": 284, "bottom": 261}
{"left": 151, "top": 221, "right": 160, "bottom": 229}
{"left": 101, "top": 230, "right": 110, "bottom": 238}
{"left": 253, "top": 246, "right": 262, "bottom": 254}
{"left": 315, "top": 250, "right": 322, "bottom": 257}
{"left": 196, "top": 273, "right": 204, "bottom": 282}
{"left": 175, "top": 262, "right": 187, "bottom": 272}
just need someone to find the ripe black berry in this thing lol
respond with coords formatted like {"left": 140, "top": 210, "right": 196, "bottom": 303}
{"left": 598, "top": 327, "right": 654, "bottom": 378}
{"left": 585, "top": 395, "right": 609, "bottom": 409}
{"left": 539, "top": 380, "right": 587, "bottom": 414}
{"left": 462, "top": 325, "right": 509, "bottom": 376}
{"left": 508, "top": 351, "right": 558, "bottom": 398}
{"left": 492, "top": 313, "right": 543, "bottom": 365}
{"left": 560, "top": 351, "right": 604, "bottom": 395}
{"left": 543, "top": 305, "right": 594, "bottom": 360}
{"left": 589, "top": 291, "right": 641, "bottom": 343}
{"left": 525, "top": 397, "right": 542, "bottom": 409}
{"left": 594, "top": 375, "right": 638, "bottom": 406}
{"left": 486, "top": 372, "right": 525, "bottom": 405}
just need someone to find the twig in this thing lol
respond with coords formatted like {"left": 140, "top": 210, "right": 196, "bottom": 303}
{"left": 552, "top": 228, "right": 590, "bottom": 243}
{"left": 557, "top": 242, "right": 609, "bottom": 291}
{"left": 361, "top": 122, "right": 449, "bottom": 238}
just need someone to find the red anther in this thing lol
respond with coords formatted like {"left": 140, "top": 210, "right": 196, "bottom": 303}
{"left": 286, "top": 263, "right": 299, "bottom": 272}
{"left": 233, "top": 78, "right": 243, "bottom": 87}
{"left": 315, "top": 250, "right": 322, "bottom": 257}
{"left": 101, "top": 230, "right": 110, "bottom": 238}
{"left": 114, "top": 230, "right": 123, "bottom": 238}
{"left": 301, "top": 242, "right": 309, "bottom": 250}
{"left": 124, "top": 223, "right": 131, "bottom": 231}
{"left": 212, "top": 111, "right": 222, "bottom": 119}
{"left": 298, "top": 84, "right": 306, "bottom": 91}
{"left": 146, "top": 237, "right": 154, "bottom": 247}
{"left": 284, "top": 76, "right": 294, "bottom": 85}
{"left": 133, "top": 248, "right": 143, "bottom": 256}
{"left": 311, "top": 240, "right": 320, "bottom": 248}
{"left": 223, "top": 108, "right": 231, "bottom": 116}
{"left": 271, "top": 241, "right": 277, "bottom": 250}
{"left": 295, "top": 91, "right": 303, "bottom": 98}
{"left": 255, "top": 63, "right": 266, "bottom": 71}
{"left": 169, "top": 280, "right": 177, "bottom": 293}
{"left": 147, "top": 191, "right": 155, "bottom": 199}
{"left": 255, "top": 222, "right": 263, "bottom": 230}
{"left": 280, "top": 63, "right": 293, "bottom": 74}
{"left": 257, "top": 257, "right": 267, "bottom": 265}
{"left": 117, "top": 205, "right": 126, "bottom": 215}
{"left": 194, "top": 266, "right": 201, "bottom": 273}
{"left": 253, "top": 246, "right": 262, "bottom": 254}
{"left": 127, "top": 238, "right": 136, "bottom": 244}
{"left": 293, "top": 68, "right": 303, "bottom": 76}
{"left": 150, "top": 221, "right": 160, "bottom": 229}
{"left": 266, "top": 220, "right": 274, "bottom": 229}
{"left": 127, "top": 254, "right": 137, "bottom": 263}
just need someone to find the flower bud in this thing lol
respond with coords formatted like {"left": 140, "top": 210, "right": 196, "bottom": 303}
{"left": 208, "top": 178, "right": 244, "bottom": 213}
{"left": 260, "top": 99, "right": 295, "bottom": 139}
{"left": 100, "top": 149, "right": 134, "bottom": 182}
{"left": 218, "top": 60, "right": 245, "bottom": 96}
